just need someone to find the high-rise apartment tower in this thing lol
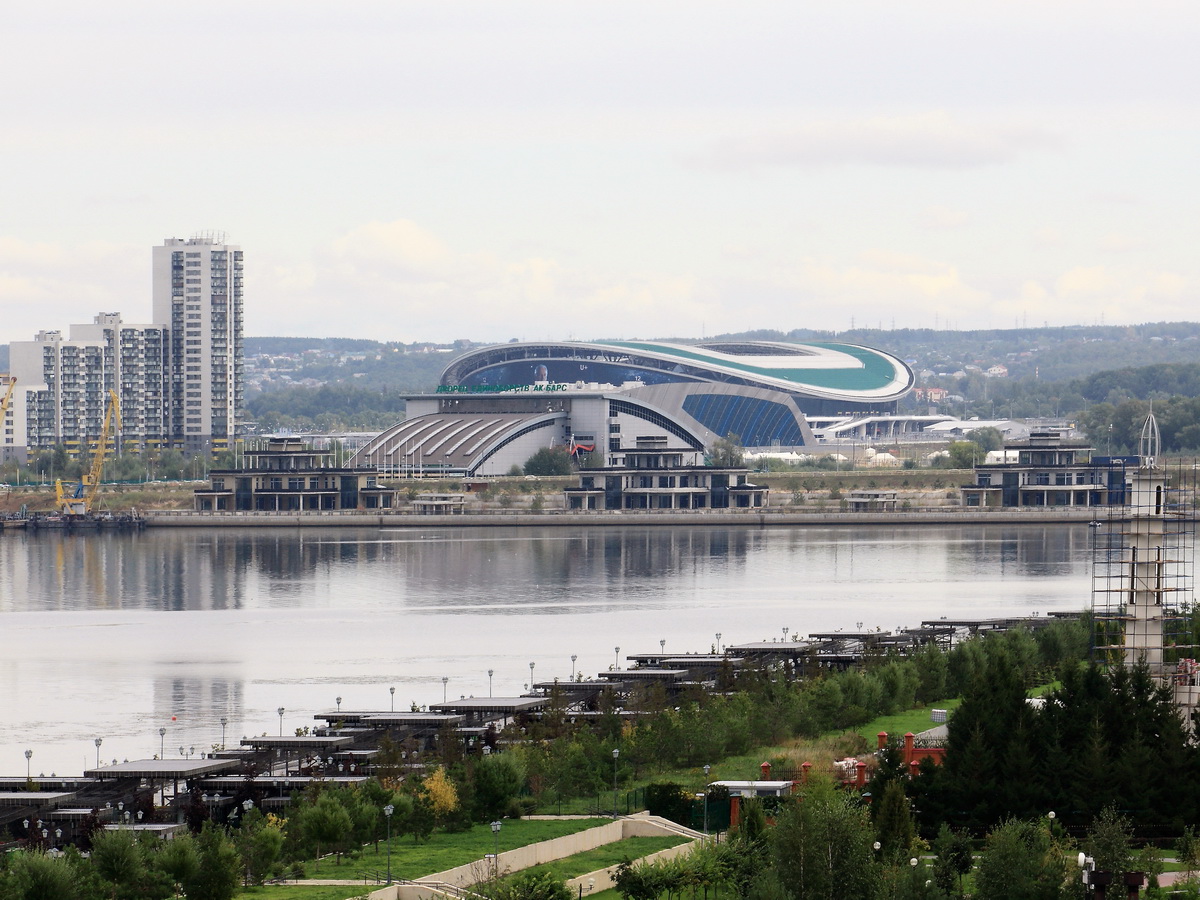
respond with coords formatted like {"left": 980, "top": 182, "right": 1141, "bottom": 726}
{"left": 152, "top": 234, "right": 244, "bottom": 453}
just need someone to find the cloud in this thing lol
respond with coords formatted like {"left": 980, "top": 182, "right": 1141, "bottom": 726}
{"left": 918, "top": 206, "right": 970, "bottom": 230}
{"left": 690, "top": 111, "right": 1059, "bottom": 171}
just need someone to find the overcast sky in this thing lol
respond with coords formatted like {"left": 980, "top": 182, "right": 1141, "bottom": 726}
{"left": 2, "top": 1, "right": 1197, "bottom": 346}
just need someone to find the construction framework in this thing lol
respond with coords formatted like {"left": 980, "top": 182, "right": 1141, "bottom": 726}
{"left": 1090, "top": 414, "right": 1199, "bottom": 727}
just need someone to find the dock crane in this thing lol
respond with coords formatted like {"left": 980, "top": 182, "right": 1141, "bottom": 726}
{"left": 56, "top": 390, "right": 122, "bottom": 516}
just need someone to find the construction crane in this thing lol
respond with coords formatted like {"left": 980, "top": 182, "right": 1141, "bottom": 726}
{"left": 57, "top": 390, "right": 121, "bottom": 516}
{"left": 0, "top": 376, "right": 15, "bottom": 423}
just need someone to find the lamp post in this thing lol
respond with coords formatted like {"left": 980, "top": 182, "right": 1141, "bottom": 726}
{"left": 94, "top": 738, "right": 103, "bottom": 768}
{"left": 614, "top": 646, "right": 620, "bottom": 671}
{"left": 570, "top": 655, "right": 577, "bottom": 681}
{"left": 488, "top": 669, "right": 494, "bottom": 697}
{"left": 442, "top": 676, "right": 448, "bottom": 702}
{"left": 702, "top": 764, "right": 711, "bottom": 835}
{"left": 158, "top": 728, "right": 165, "bottom": 759}
{"left": 715, "top": 633, "right": 722, "bottom": 654}
{"left": 336, "top": 696, "right": 342, "bottom": 713}
{"left": 529, "top": 661, "right": 535, "bottom": 688}
{"left": 390, "top": 686, "right": 395, "bottom": 711}
{"left": 383, "top": 804, "right": 394, "bottom": 883}
{"left": 490, "top": 820, "right": 502, "bottom": 875}
{"left": 220, "top": 717, "right": 228, "bottom": 750}
{"left": 659, "top": 638, "right": 666, "bottom": 657}
{"left": 24, "top": 749, "right": 32, "bottom": 783}
{"left": 277, "top": 707, "right": 285, "bottom": 736}
{"left": 612, "top": 748, "right": 620, "bottom": 819}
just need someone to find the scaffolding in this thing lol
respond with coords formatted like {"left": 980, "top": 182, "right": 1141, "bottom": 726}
{"left": 1090, "top": 413, "right": 1199, "bottom": 728}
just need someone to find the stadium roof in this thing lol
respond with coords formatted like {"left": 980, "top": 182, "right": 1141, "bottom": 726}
{"left": 443, "top": 340, "right": 912, "bottom": 404}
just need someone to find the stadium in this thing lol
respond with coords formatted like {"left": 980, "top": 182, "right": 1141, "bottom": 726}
{"left": 351, "top": 340, "right": 914, "bottom": 477}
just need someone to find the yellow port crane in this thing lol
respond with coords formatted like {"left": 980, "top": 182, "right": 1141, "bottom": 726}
{"left": 57, "top": 389, "right": 122, "bottom": 516}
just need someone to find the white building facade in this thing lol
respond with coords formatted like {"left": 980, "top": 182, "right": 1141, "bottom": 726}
{"left": 4, "top": 234, "right": 244, "bottom": 461}
{"left": 152, "top": 234, "right": 244, "bottom": 454}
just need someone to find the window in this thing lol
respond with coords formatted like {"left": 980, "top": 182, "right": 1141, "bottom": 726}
{"left": 288, "top": 477, "right": 303, "bottom": 490}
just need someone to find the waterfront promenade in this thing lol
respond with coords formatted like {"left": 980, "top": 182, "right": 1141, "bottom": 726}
{"left": 142, "top": 506, "right": 1111, "bottom": 528}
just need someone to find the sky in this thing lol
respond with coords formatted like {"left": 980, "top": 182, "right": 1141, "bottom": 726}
{"left": 1, "top": 1, "right": 1198, "bottom": 346}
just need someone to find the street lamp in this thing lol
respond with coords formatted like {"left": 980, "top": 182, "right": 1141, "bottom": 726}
{"left": 442, "top": 676, "right": 448, "bottom": 701}
{"left": 659, "top": 638, "right": 666, "bottom": 657}
{"left": 24, "top": 749, "right": 32, "bottom": 782}
{"left": 715, "top": 633, "right": 722, "bottom": 654}
{"left": 702, "top": 764, "right": 711, "bottom": 835}
{"left": 158, "top": 728, "right": 165, "bottom": 759}
{"left": 277, "top": 707, "right": 285, "bottom": 736}
{"left": 383, "top": 804, "right": 395, "bottom": 884}
{"left": 490, "top": 820, "right": 502, "bottom": 875}
{"left": 94, "top": 738, "right": 103, "bottom": 768}
{"left": 529, "top": 661, "right": 535, "bottom": 688}
{"left": 390, "top": 686, "right": 395, "bottom": 711}
{"left": 488, "top": 669, "right": 494, "bottom": 697}
{"left": 612, "top": 749, "right": 620, "bottom": 819}
{"left": 336, "top": 696, "right": 342, "bottom": 713}
{"left": 220, "top": 717, "right": 228, "bottom": 750}
{"left": 614, "top": 646, "right": 620, "bottom": 670}
{"left": 570, "top": 654, "right": 578, "bottom": 681}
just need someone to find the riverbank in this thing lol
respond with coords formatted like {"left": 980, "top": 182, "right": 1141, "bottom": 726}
{"left": 142, "top": 506, "right": 1113, "bottom": 528}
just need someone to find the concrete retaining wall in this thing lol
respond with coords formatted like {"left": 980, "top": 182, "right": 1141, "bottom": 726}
{"left": 144, "top": 507, "right": 1110, "bottom": 529}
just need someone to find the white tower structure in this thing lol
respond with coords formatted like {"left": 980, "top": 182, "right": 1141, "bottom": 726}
{"left": 152, "top": 233, "right": 244, "bottom": 454}
{"left": 1093, "top": 411, "right": 1198, "bottom": 729}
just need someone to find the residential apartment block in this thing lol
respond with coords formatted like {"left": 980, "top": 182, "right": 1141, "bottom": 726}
{"left": 4, "top": 235, "right": 244, "bottom": 462}
{"left": 152, "top": 234, "right": 244, "bottom": 454}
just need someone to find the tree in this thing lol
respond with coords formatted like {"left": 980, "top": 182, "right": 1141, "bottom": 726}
{"left": 182, "top": 824, "right": 241, "bottom": 900}
{"left": 874, "top": 781, "right": 915, "bottom": 861}
{"left": 153, "top": 833, "right": 200, "bottom": 891}
{"left": 708, "top": 434, "right": 745, "bottom": 468}
{"left": 422, "top": 767, "right": 461, "bottom": 827}
{"left": 474, "top": 753, "right": 525, "bottom": 821}
{"left": 931, "top": 824, "right": 973, "bottom": 898}
{"left": 89, "top": 828, "right": 146, "bottom": 891}
{"left": 298, "top": 792, "right": 354, "bottom": 868}
{"left": 770, "top": 781, "right": 880, "bottom": 900}
{"left": 6, "top": 852, "right": 80, "bottom": 900}
{"left": 523, "top": 447, "right": 573, "bottom": 476}
{"left": 1085, "top": 805, "right": 1133, "bottom": 878}
{"left": 483, "top": 869, "right": 572, "bottom": 900}
{"left": 973, "top": 818, "right": 1070, "bottom": 900}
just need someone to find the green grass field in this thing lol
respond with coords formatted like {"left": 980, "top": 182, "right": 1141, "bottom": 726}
{"left": 309, "top": 817, "right": 608, "bottom": 882}
{"left": 495, "top": 835, "right": 691, "bottom": 884}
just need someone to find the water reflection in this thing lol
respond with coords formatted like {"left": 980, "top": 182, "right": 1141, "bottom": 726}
{"left": 0, "top": 523, "right": 1096, "bottom": 776}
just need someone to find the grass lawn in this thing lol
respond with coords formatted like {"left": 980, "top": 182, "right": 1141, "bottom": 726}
{"left": 495, "top": 835, "right": 691, "bottom": 884}
{"left": 312, "top": 817, "right": 608, "bottom": 883}
{"left": 852, "top": 699, "right": 962, "bottom": 744}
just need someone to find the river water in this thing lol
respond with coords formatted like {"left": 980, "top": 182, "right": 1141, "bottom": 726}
{"left": 0, "top": 523, "right": 1094, "bottom": 777}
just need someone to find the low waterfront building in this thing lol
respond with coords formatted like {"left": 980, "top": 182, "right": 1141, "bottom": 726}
{"left": 193, "top": 436, "right": 397, "bottom": 511}
{"left": 563, "top": 449, "right": 768, "bottom": 510}
{"left": 960, "top": 430, "right": 1130, "bottom": 508}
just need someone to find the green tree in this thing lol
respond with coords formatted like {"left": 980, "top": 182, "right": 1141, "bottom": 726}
{"left": 153, "top": 833, "right": 200, "bottom": 891}
{"left": 770, "top": 781, "right": 880, "bottom": 900}
{"left": 89, "top": 828, "right": 146, "bottom": 892}
{"left": 182, "top": 824, "right": 241, "bottom": 900}
{"left": 298, "top": 791, "right": 354, "bottom": 868}
{"left": 523, "top": 447, "right": 573, "bottom": 476}
{"left": 931, "top": 824, "right": 973, "bottom": 898}
{"left": 484, "top": 869, "right": 572, "bottom": 900}
{"left": 874, "top": 781, "right": 915, "bottom": 861}
{"left": 1085, "top": 805, "right": 1133, "bottom": 878}
{"left": 5, "top": 852, "right": 80, "bottom": 900}
{"left": 974, "top": 818, "right": 1070, "bottom": 900}
{"left": 708, "top": 433, "right": 745, "bottom": 468}
{"left": 474, "top": 753, "right": 526, "bottom": 821}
